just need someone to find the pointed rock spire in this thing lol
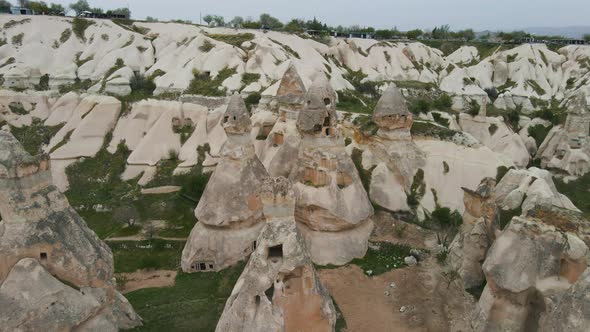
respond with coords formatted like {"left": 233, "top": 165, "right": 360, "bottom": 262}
{"left": 373, "top": 84, "right": 413, "bottom": 130}
{"left": 304, "top": 73, "right": 336, "bottom": 109}
{"left": 276, "top": 63, "right": 307, "bottom": 105}
{"left": 223, "top": 93, "right": 251, "bottom": 135}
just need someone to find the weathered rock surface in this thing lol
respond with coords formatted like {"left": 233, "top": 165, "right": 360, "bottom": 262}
{"left": 0, "top": 129, "right": 141, "bottom": 331}
{"left": 542, "top": 268, "right": 590, "bottom": 332}
{"left": 537, "top": 91, "right": 590, "bottom": 176}
{"left": 473, "top": 206, "right": 589, "bottom": 332}
{"left": 216, "top": 177, "right": 336, "bottom": 332}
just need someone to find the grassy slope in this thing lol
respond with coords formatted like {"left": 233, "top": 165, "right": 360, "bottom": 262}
{"left": 127, "top": 263, "right": 245, "bottom": 332}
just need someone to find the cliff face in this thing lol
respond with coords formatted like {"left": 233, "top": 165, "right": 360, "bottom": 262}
{"left": 0, "top": 129, "right": 141, "bottom": 331}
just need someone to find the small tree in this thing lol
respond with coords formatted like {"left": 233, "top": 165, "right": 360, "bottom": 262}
{"left": 146, "top": 16, "right": 158, "bottom": 22}
{"left": 230, "top": 16, "right": 244, "bottom": 28}
{"left": 584, "top": 34, "right": 590, "bottom": 43}
{"left": 69, "top": 0, "right": 90, "bottom": 16}
{"left": 0, "top": 0, "right": 10, "bottom": 12}
{"left": 203, "top": 14, "right": 214, "bottom": 26}
{"left": 259, "top": 13, "right": 283, "bottom": 30}
{"left": 212, "top": 15, "right": 225, "bottom": 27}
{"left": 49, "top": 3, "right": 65, "bottom": 15}
{"left": 406, "top": 29, "right": 423, "bottom": 40}
{"left": 112, "top": 7, "right": 130, "bottom": 18}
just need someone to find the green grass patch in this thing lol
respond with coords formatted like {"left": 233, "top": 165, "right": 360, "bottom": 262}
{"left": 336, "top": 90, "right": 374, "bottom": 114}
{"left": 410, "top": 121, "right": 457, "bottom": 140}
{"left": 111, "top": 239, "right": 185, "bottom": 273}
{"left": 497, "top": 79, "right": 517, "bottom": 92}
{"left": 11, "top": 33, "right": 24, "bottom": 47}
{"left": 199, "top": 39, "right": 215, "bottom": 52}
{"left": 241, "top": 72, "right": 261, "bottom": 87}
{"left": 555, "top": 173, "right": 590, "bottom": 219}
{"left": 207, "top": 33, "right": 255, "bottom": 49}
{"left": 394, "top": 80, "right": 436, "bottom": 90}
{"left": 126, "top": 262, "right": 245, "bottom": 331}
{"left": 350, "top": 241, "right": 411, "bottom": 275}
{"left": 3, "top": 18, "right": 31, "bottom": 29}
{"left": 527, "top": 124, "right": 552, "bottom": 147}
{"left": 58, "top": 78, "right": 94, "bottom": 94}
{"left": 60, "top": 29, "right": 72, "bottom": 44}
{"left": 72, "top": 18, "right": 95, "bottom": 41}
{"left": 185, "top": 66, "right": 237, "bottom": 96}
{"left": 9, "top": 119, "right": 64, "bottom": 155}
{"left": 526, "top": 80, "right": 546, "bottom": 96}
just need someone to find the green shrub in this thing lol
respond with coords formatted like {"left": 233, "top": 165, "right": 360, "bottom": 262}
{"left": 11, "top": 33, "right": 24, "bottom": 46}
{"left": 351, "top": 147, "right": 374, "bottom": 193}
{"left": 244, "top": 92, "right": 261, "bottom": 111}
{"left": 336, "top": 90, "right": 374, "bottom": 114}
{"left": 241, "top": 72, "right": 261, "bottom": 87}
{"left": 432, "top": 112, "right": 450, "bottom": 128}
{"left": 350, "top": 241, "right": 412, "bottom": 275}
{"left": 488, "top": 123, "right": 498, "bottom": 135}
{"left": 101, "top": 33, "right": 109, "bottom": 41}
{"left": 555, "top": 173, "right": 590, "bottom": 218}
{"left": 199, "top": 39, "right": 215, "bottom": 52}
{"left": 0, "top": 57, "right": 15, "bottom": 69}
{"left": 495, "top": 165, "right": 510, "bottom": 182}
{"left": 528, "top": 124, "right": 552, "bottom": 147}
{"left": 506, "top": 54, "right": 517, "bottom": 63}
{"left": 9, "top": 119, "right": 64, "bottom": 155}
{"left": 431, "top": 207, "right": 462, "bottom": 228}
{"left": 407, "top": 169, "right": 425, "bottom": 207}
{"left": 410, "top": 121, "right": 457, "bottom": 140}
{"left": 409, "top": 98, "right": 431, "bottom": 114}
{"left": 432, "top": 93, "right": 452, "bottom": 111}
{"left": 185, "top": 67, "right": 237, "bottom": 96}
{"left": 58, "top": 78, "right": 93, "bottom": 94}
{"left": 60, "top": 29, "right": 72, "bottom": 43}
{"left": 8, "top": 102, "right": 27, "bottom": 115}
{"left": 34, "top": 74, "right": 50, "bottom": 91}
{"left": 443, "top": 161, "right": 450, "bottom": 174}
{"left": 527, "top": 80, "right": 546, "bottom": 96}
{"left": 467, "top": 100, "right": 480, "bottom": 116}
{"left": 505, "top": 108, "right": 521, "bottom": 130}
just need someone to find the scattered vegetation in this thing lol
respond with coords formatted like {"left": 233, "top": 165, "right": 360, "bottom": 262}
{"left": 499, "top": 205, "right": 522, "bottom": 230}
{"left": 467, "top": 99, "right": 480, "bottom": 116}
{"left": 185, "top": 66, "right": 237, "bottom": 96}
{"left": 432, "top": 112, "right": 450, "bottom": 128}
{"left": 199, "top": 39, "right": 215, "bottom": 52}
{"left": 406, "top": 169, "right": 426, "bottom": 208}
{"left": 60, "top": 28, "right": 72, "bottom": 44}
{"left": 207, "top": 33, "right": 255, "bottom": 49}
{"left": 350, "top": 241, "right": 412, "bottom": 275}
{"left": 126, "top": 263, "right": 245, "bottom": 331}
{"left": 9, "top": 119, "right": 64, "bottom": 155}
{"left": 555, "top": 173, "right": 590, "bottom": 219}
{"left": 527, "top": 124, "right": 552, "bottom": 147}
{"left": 351, "top": 147, "right": 374, "bottom": 194}
{"left": 3, "top": 18, "right": 31, "bottom": 30}
{"left": 495, "top": 165, "right": 511, "bottom": 183}
{"left": 72, "top": 18, "right": 95, "bottom": 41}
{"left": 488, "top": 123, "right": 498, "bottom": 135}
{"left": 527, "top": 80, "right": 546, "bottom": 96}
{"left": 411, "top": 121, "right": 458, "bottom": 140}
{"left": 58, "top": 78, "right": 93, "bottom": 94}
{"left": 8, "top": 102, "right": 27, "bottom": 115}
{"left": 75, "top": 53, "right": 93, "bottom": 67}
{"left": 353, "top": 115, "right": 379, "bottom": 136}
{"left": 241, "top": 72, "right": 261, "bottom": 87}
{"left": 34, "top": 74, "right": 50, "bottom": 91}
{"left": 12, "top": 33, "right": 24, "bottom": 47}
{"left": 244, "top": 92, "right": 261, "bottom": 111}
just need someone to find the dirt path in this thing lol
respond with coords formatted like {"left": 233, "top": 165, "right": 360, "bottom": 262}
{"left": 116, "top": 270, "right": 177, "bottom": 293}
{"left": 106, "top": 236, "right": 187, "bottom": 242}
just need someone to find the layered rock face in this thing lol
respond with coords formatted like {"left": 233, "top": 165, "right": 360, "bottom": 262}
{"left": 182, "top": 94, "right": 269, "bottom": 272}
{"left": 290, "top": 75, "right": 374, "bottom": 265}
{"left": 473, "top": 204, "right": 589, "bottom": 332}
{"left": 216, "top": 177, "right": 336, "bottom": 332}
{"left": 448, "top": 178, "right": 498, "bottom": 290}
{"left": 0, "top": 129, "right": 141, "bottom": 331}
{"left": 537, "top": 91, "right": 590, "bottom": 176}
{"left": 367, "top": 84, "right": 426, "bottom": 211}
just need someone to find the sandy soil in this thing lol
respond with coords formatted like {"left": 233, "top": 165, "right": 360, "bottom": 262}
{"left": 318, "top": 212, "right": 475, "bottom": 332}
{"left": 116, "top": 270, "right": 177, "bottom": 294}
